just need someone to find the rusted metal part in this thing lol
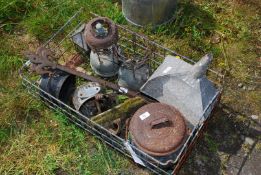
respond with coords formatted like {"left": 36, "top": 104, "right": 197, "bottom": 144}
{"left": 37, "top": 47, "right": 56, "bottom": 60}
{"left": 125, "top": 118, "right": 131, "bottom": 140}
{"left": 72, "top": 82, "right": 116, "bottom": 117}
{"left": 72, "top": 82, "right": 101, "bottom": 111}
{"left": 85, "top": 17, "right": 120, "bottom": 78}
{"left": 71, "top": 23, "right": 91, "bottom": 55}
{"left": 80, "top": 95, "right": 114, "bottom": 118}
{"left": 25, "top": 47, "right": 56, "bottom": 75}
{"left": 65, "top": 54, "right": 84, "bottom": 69}
{"left": 25, "top": 47, "right": 139, "bottom": 97}
{"left": 77, "top": 98, "right": 99, "bottom": 117}
{"left": 93, "top": 93, "right": 116, "bottom": 114}
{"left": 129, "top": 103, "right": 187, "bottom": 157}
{"left": 84, "top": 17, "right": 118, "bottom": 50}
{"left": 108, "top": 118, "right": 123, "bottom": 135}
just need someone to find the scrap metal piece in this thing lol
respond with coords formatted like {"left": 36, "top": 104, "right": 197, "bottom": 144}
{"left": 77, "top": 99, "right": 100, "bottom": 117}
{"left": 71, "top": 24, "right": 90, "bottom": 54}
{"left": 129, "top": 103, "right": 187, "bottom": 157}
{"left": 140, "top": 54, "right": 219, "bottom": 126}
{"left": 108, "top": 118, "right": 123, "bottom": 135}
{"left": 72, "top": 82, "right": 116, "bottom": 118}
{"left": 118, "top": 60, "right": 150, "bottom": 91}
{"left": 65, "top": 54, "right": 85, "bottom": 69}
{"left": 72, "top": 82, "right": 101, "bottom": 111}
{"left": 91, "top": 97, "right": 145, "bottom": 125}
{"left": 25, "top": 47, "right": 56, "bottom": 75}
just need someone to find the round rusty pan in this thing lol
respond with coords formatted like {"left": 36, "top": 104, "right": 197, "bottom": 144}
{"left": 129, "top": 103, "right": 187, "bottom": 157}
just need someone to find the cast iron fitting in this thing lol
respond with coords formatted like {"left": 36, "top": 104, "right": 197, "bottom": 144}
{"left": 84, "top": 17, "right": 119, "bottom": 50}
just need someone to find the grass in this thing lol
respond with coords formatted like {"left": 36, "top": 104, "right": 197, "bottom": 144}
{"left": 0, "top": 0, "right": 260, "bottom": 174}
{"left": 0, "top": 112, "right": 130, "bottom": 174}
{"left": 204, "top": 133, "right": 219, "bottom": 153}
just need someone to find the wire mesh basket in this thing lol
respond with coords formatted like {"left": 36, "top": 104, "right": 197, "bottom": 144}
{"left": 20, "top": 9, "right": 224, "bottom": 175}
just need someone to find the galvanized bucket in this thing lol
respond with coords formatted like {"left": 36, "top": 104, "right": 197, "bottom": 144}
{"left": 122, "top": 0, "right": 178, "bottom": 26}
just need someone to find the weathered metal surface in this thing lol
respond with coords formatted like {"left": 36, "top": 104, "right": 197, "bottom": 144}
{"left": 71, "top": 24, "right": 91, "bottom": 55}
{"left": 72, "top": 82, "right": 101, "bottom": 111}
{"left": 122, "top": 0, "right": 177, "bottom": 26}
{"left": 140, "top": 54, "right": 219, "bottom": 126}
{"left": 76, "top": 97, "right": 99, "bottom": 117}
{"left": 84, "top": 17, "right": 118, "bottom": 49}
{"left": 108, "top": 118, "right": 123, "bottom": 135}
{"left": 65, "top": 54, "right": 85, "bottom": 69}
{"left": 129, "top": 103, "right": 187, "bottom": 157}
{"left": 80, "top": 94, "right": 114, "bottom": 118}
{"left": 72, "top": 82, "right": 116, "bottom": 117}
{"left": 90, "top": 49, "right": 120, "bottom": 77}
{"left": 39, "top": 70, "right": 76, "bottom": 104}
{"left": 26, "top": 47, "right": 56, "bottom": 75}
{"left": 118, "top": 61, "right": 150, "bottom": 91}
{"left": 39, "top": 74, "right": 51, "bottom": 100}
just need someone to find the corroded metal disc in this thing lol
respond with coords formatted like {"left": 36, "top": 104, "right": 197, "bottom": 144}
{"left": 129, "top": 103, "right": 187, "bottom": 157}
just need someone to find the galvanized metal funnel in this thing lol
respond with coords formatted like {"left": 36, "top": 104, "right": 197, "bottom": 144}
{"left": 140, "top": 54, "right": 218, "bottom": 126}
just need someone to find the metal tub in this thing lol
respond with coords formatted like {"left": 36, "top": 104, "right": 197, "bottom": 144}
{"left": 122, "top": 0, "right": 178, "bottom": 26}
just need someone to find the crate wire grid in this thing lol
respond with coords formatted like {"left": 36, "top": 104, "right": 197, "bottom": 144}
{"left": 20, "top": 9, "right": 223, "bottom": 175}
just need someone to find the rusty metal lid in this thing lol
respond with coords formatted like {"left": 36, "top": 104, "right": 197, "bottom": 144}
{"left": 129, "top": 103, "right": 187, "bottom": 157}
{"left": 84, "top": 17, "right": 118, "bottom": 49}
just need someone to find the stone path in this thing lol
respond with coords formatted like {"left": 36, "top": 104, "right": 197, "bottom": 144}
{"left": 179, "top": 106, "right": 261, "bottom": 175}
